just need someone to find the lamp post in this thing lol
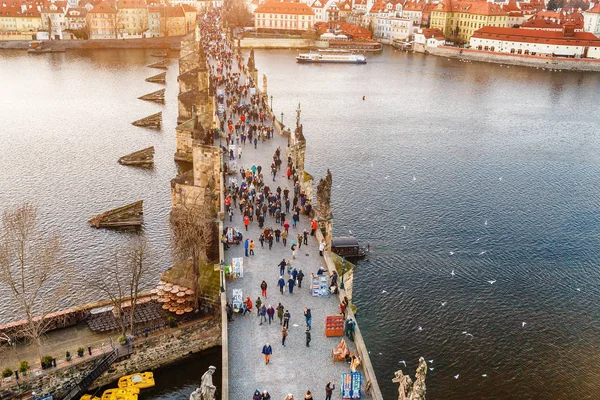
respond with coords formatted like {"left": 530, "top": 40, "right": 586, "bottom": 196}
{"left": 281, "top": 112, "right": 284, "bottom": 126}
{"left": 340, "top": 257, "right": 346, "bottom": 290}
{"left": 270, "top": 95, "right": 273, "bottom": 111}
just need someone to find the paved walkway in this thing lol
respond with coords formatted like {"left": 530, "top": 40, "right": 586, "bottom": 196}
{"left": 220, "top": 65, "right": 368, "bottom": 400}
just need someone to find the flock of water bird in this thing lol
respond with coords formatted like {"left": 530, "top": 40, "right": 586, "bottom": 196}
{"left": 362, "top": 173, "right": 528, "bottom": 381}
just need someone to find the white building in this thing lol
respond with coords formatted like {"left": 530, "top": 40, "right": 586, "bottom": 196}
{"left": 402, "top": 1, "right": 424, "bottom": 27}
{"left": 469, "top": 25, "right": 600, "bottom": 58}
{"left": 41, "top": 1, "right": 67, "bottom": 40}
{"left": 583, "top": 3, "right": 600, "bottom": 37}
{"left": 413, "top": 27, "right": 445, "bottom": 52}
{"left": 64, "top": 7, "right": 87, "bottom": 31}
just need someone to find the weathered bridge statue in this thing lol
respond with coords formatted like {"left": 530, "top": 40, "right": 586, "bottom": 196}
{"left": 393, "top": 357, "right": 428, "bottom": 400}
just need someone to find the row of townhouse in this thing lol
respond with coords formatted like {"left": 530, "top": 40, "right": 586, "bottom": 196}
{"left": 0, "top": 0, "right": 197, "bottom": 40}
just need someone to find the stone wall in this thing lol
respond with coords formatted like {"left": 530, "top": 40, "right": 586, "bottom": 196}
{"left": 92, "top": 317, "right": 221, "bottom": 389}
{"left": 429, "top": 46, "right": 600, "bottom": 72}
{"left": 239, "top": 38, "right": 329, "bottom": 49}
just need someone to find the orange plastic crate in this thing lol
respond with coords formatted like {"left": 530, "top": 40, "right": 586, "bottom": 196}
{"left": 325, "top": 315, "right": 345, "bottom": 337}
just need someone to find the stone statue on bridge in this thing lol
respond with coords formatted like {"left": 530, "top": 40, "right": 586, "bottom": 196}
{"left": 190, "top": 365, "right": 217, "bottom": 400}
{"left": 393, "top": 357, "right": 428, "bottom": 400}
{"left": 316, "top": 169, "right": 333, "bottom": 221}
{"left": 392, "top": 369, "right": 413, "bottom": 400}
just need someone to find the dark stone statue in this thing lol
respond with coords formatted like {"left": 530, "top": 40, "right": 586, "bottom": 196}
{"left": 317, "top": 169, "right": 333, "bottom": 221}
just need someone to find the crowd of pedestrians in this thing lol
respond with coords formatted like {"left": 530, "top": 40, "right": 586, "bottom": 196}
{"left": 200, "top": 9, "right": 350, "bottom": 400}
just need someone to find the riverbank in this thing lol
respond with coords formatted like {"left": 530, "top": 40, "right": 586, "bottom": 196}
{"left": 428, "top": 45, "right": 600, "bottom": 72}
{"left": 0, "top": 36, "right": 183, "bottom": 50}
{"left": 0, "top": 316, "right": 220, "bottom": 399}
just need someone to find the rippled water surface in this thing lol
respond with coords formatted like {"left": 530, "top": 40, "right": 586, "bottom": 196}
{"left": 250, "top": 48, "right": 600, "bottom": 400}
{"left": 2, "top": 47, "right": 600, "bottom": 399}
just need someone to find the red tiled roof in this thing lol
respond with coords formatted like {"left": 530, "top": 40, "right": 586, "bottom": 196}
{"left": 0, "top": 4, "right": 41, "bottom": 17}
{"left": 419, "top": 27, "right": 445, "bottom": 40}
{"left": 181, "top": 4, "right": 196, "bottom": 12}
{"left": 314, "top": 21, "right": 372, "bottom": 38}
{"left": 65, "top": 7, "right": 87, "bottom": 16}
{"left": 88, "top": 1, "right": 116, "bottom": 13}
{"left": 311, "top": 0, "right": 325, "bottom": 9}
{"left": 586, "top": 3, "right": 600, "bottom": 13}
{"left": 255, "top": 1, "right": 315, "bottom": 15}
{"left": 117, "top": 0, "right": 146, "bottom": 9}
{"left": 368, "top": 0, "right": 402, "bottom": 14}
{"left": 472, "top": 26, "right": 600, "bottom": 46}
{"left": 403, "top": 1, "right": 425, "bottom": 12}
{"left": 166, "top": 5, "right": 184, "bottom": 17}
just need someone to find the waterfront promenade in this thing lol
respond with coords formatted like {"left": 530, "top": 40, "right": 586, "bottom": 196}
{"left": 223, "top": 130, "right": 369, "bottom": 399}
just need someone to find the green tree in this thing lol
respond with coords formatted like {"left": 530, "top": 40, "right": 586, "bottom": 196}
{"left": 547, "top": 0, "right": 559, "bottom": 10}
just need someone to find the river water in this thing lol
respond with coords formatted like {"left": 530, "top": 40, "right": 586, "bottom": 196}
{"left": 1, "top": 47, "right": 600, "bottom": 399}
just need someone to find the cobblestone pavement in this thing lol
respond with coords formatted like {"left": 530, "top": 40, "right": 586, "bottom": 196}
{"left": 223, "top": 128, "right": 366, "bottom": 400}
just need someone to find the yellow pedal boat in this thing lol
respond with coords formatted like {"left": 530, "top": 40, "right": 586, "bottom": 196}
{"left": 118, "top": 372, "right": 155, "bottom": 389}
{"left": 80, "top": 396, "right": 101, "bottom": 400}
{"left": 100, "top": 387, "right": 140, "bottom": 400}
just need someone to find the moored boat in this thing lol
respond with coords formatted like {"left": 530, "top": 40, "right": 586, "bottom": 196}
{"left": 118, "top": 372, "right": 156, "bottom": 389}
{"left": 100, "top": 387, "right": 140, "bottom": 400}
{"left": 27, "top": 40, "right": 65, "bottom": 54}
{"left": 80, "top": 395, "right": 101, "bottom": 400}
{"left": 296, "top": 52, "right": 367, "bottom": 64}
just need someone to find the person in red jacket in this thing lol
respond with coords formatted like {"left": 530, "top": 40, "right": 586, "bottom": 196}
{"left": 244, "top": 215, "right": 250, "bottom": 231}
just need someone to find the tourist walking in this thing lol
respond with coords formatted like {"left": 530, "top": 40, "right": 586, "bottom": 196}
{"left": 284, "top": 394, "right": 294, "bottom": 400}
{"left": 243, "top": 296, "right": 253, "bottom": 315}
{"left": 297, "top": 270, "right": 304, "bottom": 288}
{"left": 259, "top": 304, "right": 267, "bottom": 325}
{"left": 262, "top": 390, "right": 271, "bottom": 400}
{"left": 244, "top": 215, "right": 250, "bottom": 231}
{"left": 244, "top": 239, "right": 249, "bottom": 257}
{"left": 304, "top": 307, "right": 312, "bottom": 330}
{"left": 262, "top": 343, "right": 272, "bottom": 364}
{"left": 319, "top": 240, "right": 326, "bottom": 256}
{"left": 279, "top": 259, "right": 287, "bottom": 276}
{"left": 267, "top": 304, "right": 275, "bottom": 325}
{"left": 256, "top": 296, "right": 262, "bottom": 316}
{"left": 261, "top": 280, "right": 268, "bottom": 297}
{"left": 283, "top": 220, "right": 290, "bottom": 233}
{"left": 288, "top": 277, "right": 295, "bottom": 294}
{"left": 303, "top": 229, "right": 308, "bottom": 245}
{"left": 249, "top": 240, "right": 255, "bottom": 255}
{"left": 278, "top": 276, "right": 285, "bottom": 294}
{"left": 283, "top": 309, "right": 291, "bottom": 328}
{"left": 331, "top": 271, "right": 338, "bottom": 288}
{"left": 325, "top": 382, "right": 335, "bottom": 400}
{"left": 282, "top": 230, "right": 288, "bottom": 246}
{"left": 277, "top": 303, "right": 284, "bottom": 325}
{"left": 291, "top": 267, "right": 298, "bottom": 282}
{"left": 304, "top": 390, "right": 313, "bottom": 400}
{"left": 253, "top": 390, "right": 262, "bottom": 400}
{"left": 305, "top": 328, "right": 311, "bottom": 347}
{"left": 281, "top": 326, "right": 288, "bottom": 347}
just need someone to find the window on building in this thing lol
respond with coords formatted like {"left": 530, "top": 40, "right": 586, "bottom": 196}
{"left": 517, "top": 49, "right": 522, "bottom": 54}
{"left": 524, "top": 49, "right": 529, "bottom": 55}
{"left": 510, "top": 48, "right": 515, "bottom": 53}
{"left": 490, "top": 46, "right": 495, "bottom": 51}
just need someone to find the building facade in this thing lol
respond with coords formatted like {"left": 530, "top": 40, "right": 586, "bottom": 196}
{"left": 430, "top": 0, "right": 508, "bottom": 43}
{"left": 86, "top": 1, "right": 116, "bottom": 39}
{"left": 583, "top": 3, "right": 600, "bottom": 37}
{"left": 470, "top": 25, "right": 600, "bottom": 58}
{"left": 116, "top": 0, "right": 148, "bottom": 38}
{"left": 254, "top": 1, "right": 316, "bottom": 32}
